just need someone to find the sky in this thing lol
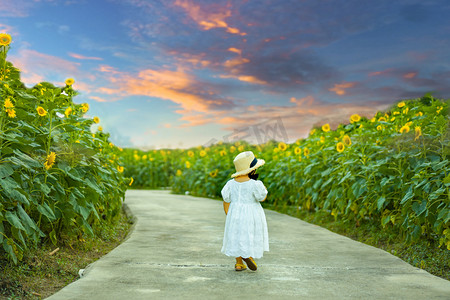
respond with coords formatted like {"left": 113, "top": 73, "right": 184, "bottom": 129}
{"left": 1, "top": 0, "right": 449, "bottom": 149}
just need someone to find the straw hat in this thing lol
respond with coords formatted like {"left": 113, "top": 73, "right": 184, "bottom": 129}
{"left": 231, "top": 151, "right": 265, "bottom": 178}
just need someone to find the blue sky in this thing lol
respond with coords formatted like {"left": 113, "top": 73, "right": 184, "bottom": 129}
{"left": 1, "top": 0, "right": 449, "bottom": 149}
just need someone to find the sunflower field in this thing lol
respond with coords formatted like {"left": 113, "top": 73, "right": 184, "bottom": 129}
{"left": 122, "top": 95, "right": 450, "bottom": 249}
{"left": 0, "top": 34, "right": 131, "bottom": 263}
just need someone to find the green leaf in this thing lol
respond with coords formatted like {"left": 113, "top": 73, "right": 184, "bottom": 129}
{"left": 444, "top": 174, "right": 450, "bottom": 186}
{"left": 338, "top": 171, "right": 352, "bottom": 184}
{"left": 0, "top": 163, "right": 14, "bottom": 179}
{"left": 3, "top": 239, "right": 17, "bottom": 264}
{"left": 85, "top": 178, "right": 103, "bottom": 195}
{"left": 49, "top": 229, "right": 57, "bottom": 246}
{"left": 39, "top": 182, "right": 51, "bottom": 196}
{"left": 429, "top": 187, "right": 445, "bottom": 201}
{"left": 17, "top": 205, "right": 40, "bottom": 236}
{"left": 82, "top": 218, "right": 94, "bottom": 236}
{"left": 412, "top": 200, "right": 427, "bottom": 216}
{"left": 5, "top": 211, "right": 26, "bottom": 231}
{"left": 0, "top": 222, "right": 4, "bottom": 244}
{"left": 400, "top": 187, "right": 413, "bottom": 205}
{"left": 12, "top": 149, "right": 41, "bottom": 168}
{"left": 37, "top": 203, "right": 56, "bottom": 222}
{"left": 411, "top": 225, "right": 422, "bottom": 240}
{"left": 377, "top": 196, "right": 386, "bottom": 210}
{"left": 0, "top": 177, "right": 29, "bottom": 205}
{"left": 382, "top": 215, "right": 391, "bottom": 227}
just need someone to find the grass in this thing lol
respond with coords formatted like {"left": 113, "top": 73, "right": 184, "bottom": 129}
{"left": 0, "top": 208, "right": 134, "bottom": 300}
{"left": 264, "top": 203, "right": 450, "bottom": 281}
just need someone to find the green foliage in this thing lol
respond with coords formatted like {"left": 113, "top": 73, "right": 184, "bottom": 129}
{"left": 0, "top": 36, "right": 129, "bottom": 263}
{"left": 121, "top": 97, "right": 450, "bottom": 249}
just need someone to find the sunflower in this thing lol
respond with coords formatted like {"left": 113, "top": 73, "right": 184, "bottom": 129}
{"left": 199, "top": 150, "right": 206, "bottom": 157}
{"left": 93, "top": 116, "right": 100, "bottom": 124}
{"left": 238, "top": 145, "right": 245, "bottom": 152}
{"left": 187, "top": 150, "right": 194, "bottom": 157}
{"left": 336, "top": 142, "right": 345, "bottom": 153}
{"left": 117, "top": 165, "right": 124, "bottom": 173}
{"left": 390, "top": 117, "right": 396, "bottom": 122}
{"left": 399, "top": 125, "right": 410, "bottom": 134}
{"left": 321, "top": 124, "right": 330, "bottom": 132}
{"left": 303, "top": 147, "right": 310, "bottom": 156}
{"left": 6, "top": 108, "right": 16, "bottom": 118}
{"left": 377, "top": 125, "right": 383, "bottom": 131}
{"left": 65, "top": 107, "right": 72, "bottom": 117}
{"left": 230, "top": 146, "right": 236, "bottom": 153}
{"left": 98, "top": 126, "right": 103, "bottom": 131}
{"left": 415, "top": 126, "right": 422, "bottom": 140}
{"left": 393, "top": 111, "right": 400, "bottom": 115}
{"left": 350, "top": 114, "right": 361, "bottom": 123}
{"left": 36, "top": 106, "right": 47, "bottom": 117}
{"left": 278, "top": 142, "right": 287, "bottom": 151}
{"left": 0, "top": 33, "right": 12, "bottom": 46}
{"left": 403, "top": 107, "right": 409, "bottom": 115}
{"left": 397, "top": 101, "right": 405, "bottom": 108}
{"left": 80, "top": 103, "right": 89, "bottom": 113}
{"left": 44, "top": 152, "right": 56, "bottom": 170}
{"left": 220, "top": 150, "right": 227, "bottom": 156}
{"left": 343, "top": 135, "right": 351, "bottom": 146}
{"left": 4, "top": 98, "right": 14, "bottom": 108}
{"left": 65, "top": 78, "right": 75, "bottom": 86}
{"left": 294, "top": 147, "right": 302, "bottom": 155}
{"left": 209, "top": 169, "right": 218, "bottom": 178}
{"left": 320, "top": 136, "right": 325, "bottom": 143}
{"left": 129, "top": 177, "right": 134, "bottom": 186}
{"left": 185, "top": 161, "right": 191, "bottom": 168}
{"left": 416, "top": 112, "right": 423, "bottom": 117}
{"left": 310, "top": 129, "right": 316, "bottom": 136}
{"left": 378, "top": 117, "right": 386, "bottom": 122}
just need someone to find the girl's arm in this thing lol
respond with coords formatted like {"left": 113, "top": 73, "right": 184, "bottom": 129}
{"left": 223, "top": 201, "right": 230, "bottom": 215}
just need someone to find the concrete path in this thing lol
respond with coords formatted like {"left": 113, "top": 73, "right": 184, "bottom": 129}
{"left": 47, "top": 190, "right": 450, "bottom": 299}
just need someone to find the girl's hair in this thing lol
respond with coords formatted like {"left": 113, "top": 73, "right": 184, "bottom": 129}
{"left": 248, "top": 170, "right": 259, "bottom": 180}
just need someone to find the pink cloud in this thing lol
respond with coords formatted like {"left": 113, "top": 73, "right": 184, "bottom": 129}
{"left": 89, "top": 96, "right": 109, "bottom": 103}
{"left": 9, "top": 49, "right": 82, "bottom": 85}
{"left": 68, "top": 52, "right": 103, "bottom": 61}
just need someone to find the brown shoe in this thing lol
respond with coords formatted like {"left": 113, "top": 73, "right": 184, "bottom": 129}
{"left": 242, "top": 257, "right": 257, "bottom": 271}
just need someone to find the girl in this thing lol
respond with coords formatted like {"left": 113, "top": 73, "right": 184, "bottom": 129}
{"left": 221, "top": 151, "right": 269, "bottom": 271}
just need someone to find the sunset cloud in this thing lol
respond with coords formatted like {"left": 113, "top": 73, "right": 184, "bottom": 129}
{"left": 403, "top": 72, "right": 417, "bottom": 79}
{"left": 174, "top": 0, "right": 246, "bottom": 35}
{"left": 97, "top": 67, "right": 235, "bottom": 118}
{"left": 329, "top": 82, "right": 357, "bottom": 96}
{"left": 228, "top": 48, "right": 242, "bottom": 55}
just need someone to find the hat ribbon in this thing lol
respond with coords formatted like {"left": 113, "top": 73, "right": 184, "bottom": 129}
{"left": 249, "top": 157, "right": 257, "bottom": 168}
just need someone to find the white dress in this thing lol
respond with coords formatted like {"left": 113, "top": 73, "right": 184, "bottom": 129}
{"left": 221, "top": 179, "right": 269, "bottom": 259}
